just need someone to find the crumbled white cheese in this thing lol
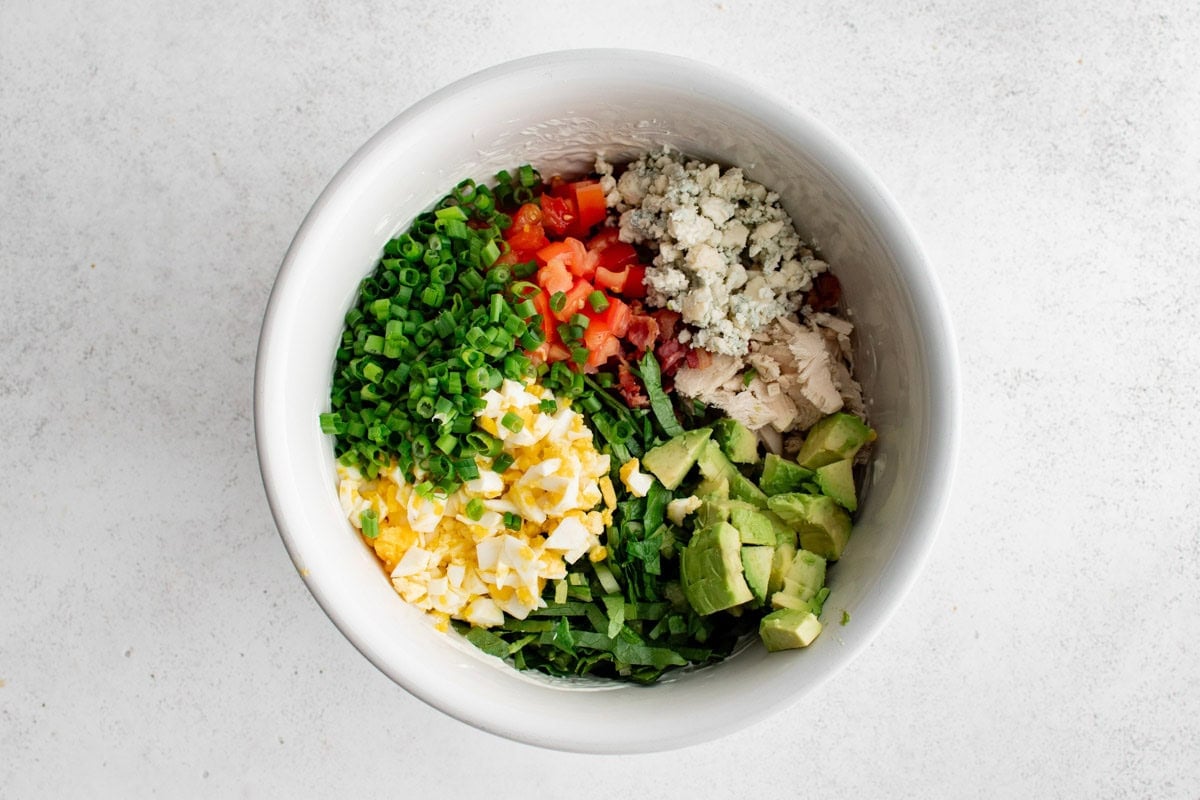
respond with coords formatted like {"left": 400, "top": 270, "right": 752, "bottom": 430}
{"left": 597, "top": 148, "right": 826, "bottom": 356}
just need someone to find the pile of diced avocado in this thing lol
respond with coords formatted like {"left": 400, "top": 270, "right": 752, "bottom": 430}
{"left": 640, "top": 412, "right": 874, "bottom": 652}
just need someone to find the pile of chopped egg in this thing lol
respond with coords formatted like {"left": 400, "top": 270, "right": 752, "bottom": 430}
{"left": 337, "top": 379, "right": 614, "bottom": 630}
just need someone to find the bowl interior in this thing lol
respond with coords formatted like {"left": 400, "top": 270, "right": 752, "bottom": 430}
{"left": 255, "top": 50, "right": 957, "bottom": 753}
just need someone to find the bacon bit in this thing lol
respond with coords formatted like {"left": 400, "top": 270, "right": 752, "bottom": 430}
{"left": 656, "top": 337, "right": 690, "bottom": 376}
{"left": 616, "top": 360, "right": 649, "bottom": 408}
{"left": 683, "top": 347, "right": 712, "bottom": 371}
{"left": 650, "top": 309, "right": 682, "bottom": 341}
{"left": 626, "top": 314, "right": 661, "bottom": 355}
{"left": 805, "top": 272, "right": 842, "bottom": 312}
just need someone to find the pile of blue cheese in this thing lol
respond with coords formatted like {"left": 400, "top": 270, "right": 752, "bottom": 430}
{"left": 596, "top": 147, "right": 865, "bottom": 446}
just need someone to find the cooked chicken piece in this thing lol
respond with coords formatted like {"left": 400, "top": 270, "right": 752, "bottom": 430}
{"left": 674, "top": 351, "right": 743, "bottom": 398}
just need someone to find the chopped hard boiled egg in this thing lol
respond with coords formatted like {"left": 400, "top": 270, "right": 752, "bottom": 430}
{"left": 618, "top": 457, "right": 656, "bottom": 498}
{"left": 337, "top": 379, "right": 612, "bottom": 629}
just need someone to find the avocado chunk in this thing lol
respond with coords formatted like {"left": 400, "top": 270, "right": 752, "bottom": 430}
{"left": 697, "top": 439, "right": 769, "bottom": 509}
{"left": 713, "top": 418, "right": 760, "bottom": 464}
{"left": 696, "top": 496, "right": 731, "bottom": 528}
{"left": 772, "top": 548, "right": 826, "bottom": 611}
{"left": 642, "top": 427, "right": 713, "bottom": 490}
{"left": 768, "top": 540, "right": 795, "bottom": 596}
{"left": 766, "top": 492, "right": 853, "bottom": 561}
{"left": 759, "top": 453, "right": 815, "bottom": 496}
{"left": 679, "top": 522, "right": 754, "bottom": 615}
{"left": 815, "top": 458, "right": 857, "bottom": 512}
{"left": 729, "top": 505, "right": 779, "bottom": 546}
{"left": 759, "top": 608, "right": 823, "bottom": 651}
{"left": 796, "top": 413, "right": 874, "bottom": 470}
{"left": 740, "top": 545, "right": 774, "bottom": 604}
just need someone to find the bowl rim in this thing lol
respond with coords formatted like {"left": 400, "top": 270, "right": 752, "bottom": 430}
{"left": 254, "top": 47, "right": 960, "bottom": 752}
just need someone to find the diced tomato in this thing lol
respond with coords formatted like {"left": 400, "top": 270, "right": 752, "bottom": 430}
{"left": 493, "top": 249, "right": 522, "bottom": 267}
{"left": 594, "top": 262, "right": 647, "bottom": 297}
{"left": 536, "top": 240, "right": 574, "bottom": 266}
{"left": 600, "top": 295, "right": 631, "bottom": 337}
{"left": 571, "top": 181, "right": 607, "bottom": 231}
{"left": 620, "top": 264, "right": 646, "bottom": 297}
{"left": 589, "top": 229, "right": 638, "bottom": 270}
{"left": 506, "top": 203, "right": 550, "bottom": 253}
{"left": 537, "top": 258, "right": 574, "bottom": 296}
{"left": 537, "top": 237, "right": 597, "bottom": 279}
{"left": 585, "top": 333, "right": 621, "bottom": 371}
{"left": 555, "top": 278, "right": 595, "bottom": 322}
{"left": 541, "top": 194, "right": 578, "bottom": 238}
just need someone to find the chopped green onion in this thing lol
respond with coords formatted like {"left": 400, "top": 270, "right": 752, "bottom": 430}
{"left": 492, "top": 452, "right": 514, "bottom": 473}
{"left": 500, "top": 411, "right": 523, "bottom": 432}
{"left": 360, "top": 509, "right": 379, "bottom": 540}
{"left": 588, "top": 291, "right": 609, "bottom": 312}
{"left": 549, "top": 291, "right": 566, "bottom": 313}
{"left": 466, "top": 497, "right": 484, "bottom": 521}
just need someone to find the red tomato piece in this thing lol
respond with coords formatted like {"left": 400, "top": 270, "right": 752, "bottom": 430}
{"left": 571, "top": 181, "right": 608, "bottom": 231}
{"left": 537, "top": 259, "right": 574, "bottom": 297}
{"left": 530, "top": 289, "right": 560, "bottom": 346}
{"left": 536, "top": 240, "right": 574, "bottom": 266}
{"left": 601, "top": 296, "right": 632, "bottom": 337}
{"left": 620, "top": 264, "right": 647, "bottom": 298}
{"left": 541, "top": 194, "right": 578, "bottom": 238}
{"left": 506, "top": 203, "right": 549, "bottom": 252}
{"left": 555, "top": 278, "right": 595, "bottom": 322}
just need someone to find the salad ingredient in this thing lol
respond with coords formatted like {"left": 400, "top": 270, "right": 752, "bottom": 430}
{"left": 740, "top": 546, "right": 774, "bottom": 604}
{"left": 712, "top": 417, "right": 760, "bottom": 464}
{"left": 321, "top": 176, "right": 546, "bottom": 487}
{"left": 759, "top": 609, "right": 823, "bottom": 651}
{"left": 673, "top": 315, "right": 863, "bottom": 437}
{"left": 337, "top": 378, "right": 611, "bottom": 629}
{"left": 598, "top": 148, "right": 827, "bottom": 357}
{"left": 767, "top": 493, "right": 853, "bottom": 561}
{"left": 758, "top": 452, "right": 815, "bottom": 496}
{"left": 795, "top": 411, "right": 874, "bottom": 469}
{"left": 641, "top": 427, "right": 712, "bottom": 490}
{"left": 813, "top": 459, "right": 857, "bottom": 512}
{"left": 679, "top": 522, "right": 755, "bottom": 615}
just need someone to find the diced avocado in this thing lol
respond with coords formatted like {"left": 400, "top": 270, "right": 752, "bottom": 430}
{"left": 740, "top": 545, "right": 774, "bottom": 604}
{"left": 713, "top": 418, "right": 760, "bottom": 465}
{"left": 679, "top": 522, "right": 754, "bottom": 615}
{"left": 697, "top": 439, "right": 769, "bottom": 509}
{"left": 729, "top": 472, "right": 769, "bottom": 509}
{"left": 642, "top": 427, "right": 713, "bottom": 490}
{"left": 696, "top": 496, "right": 732, "bottom": 528}
{"left": 759, "top": 608, "right": 823, "bottom": 651}
{"left": 796, "top": 413, "right": 874, "bottom": 469}
{"left": 759, "top": 453, "right": 815, "bottom": 496}
{"left": 815, "top": 458, "right": 857, "bottom": 512}
{"left": 772, "top": 548, "right": 827, "bottom": 611}
{"left": 782, "top": 549, "right": 827, "bottom": 601}
{"left": 768, "top": 540, "right": 795, "bottom": 596}
{"left": 729, "top": 506, "right": 778, "bottom": 546}
{"left": 696, "top": 474, "right": 729, "bottom": 502}
{"left": 766, "top": 492, "right": 853, "bottom": 561}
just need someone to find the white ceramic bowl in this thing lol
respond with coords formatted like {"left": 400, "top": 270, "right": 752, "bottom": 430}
{"left": 255, "top": 49, "right": 959, "bottom": 753}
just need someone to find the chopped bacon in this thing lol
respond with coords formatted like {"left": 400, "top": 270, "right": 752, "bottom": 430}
{"left": 616, "top": 360, "right": 649, "bottom": 408}
{"left": 684, "top": 347, "right": 713, "bottom": 370}
{"left": 650, "top": 309, "right": 682, "bottom": 342}
{"left": 805, "top": 272, "right": 842, "bottom": 311}
{"left": 625, "top": 313, "right": 661, "bottom": 355}
{"left": 656, "top": 337, "right": 690, "bottom": 376}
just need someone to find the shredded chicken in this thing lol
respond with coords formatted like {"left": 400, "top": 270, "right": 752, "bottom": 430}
{"left": 672, "top": 312, "right": 864, "bottom": 435}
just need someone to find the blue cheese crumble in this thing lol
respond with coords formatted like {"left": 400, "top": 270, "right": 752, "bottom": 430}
{"left": 596, "top": 148, "right": 826, "bottom": 356}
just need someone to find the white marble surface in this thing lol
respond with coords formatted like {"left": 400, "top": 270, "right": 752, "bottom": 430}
{"left": 3, "top": 1, "right": 1197, "bottom": 796}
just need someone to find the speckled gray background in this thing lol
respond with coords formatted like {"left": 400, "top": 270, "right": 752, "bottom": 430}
{"left": 3, "top": 1, "right": 1198, "bottom": 797}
